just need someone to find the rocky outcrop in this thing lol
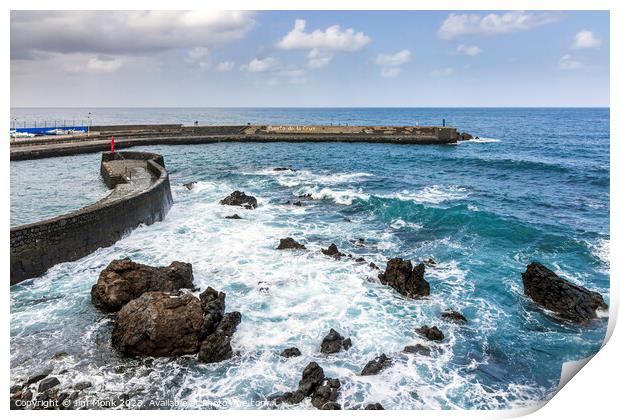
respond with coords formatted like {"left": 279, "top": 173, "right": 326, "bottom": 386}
{"left": 38, "top": 377, "right": 60, "bottom": 393}
{"left": 91, "top": 258, "right": 194, "bottom": 312}
{"left": 365, "top": 403, "right": 385, "bottom": 410}
{"left": 225, "top": 214, "right": 242, "bottom": 219}
{"left": 360, "top": 354, "right": 391, "bottom": 376}
{"left": 200, "top": 287, "right": 226, "bottom": 337}
{"left": 276, "top": 237, "right": 306, "bottom": 250}
{"left": 378, "top": 258, "right": 429, "bottom": 298}
{"left": 415, "top": 325, "right": 444, "bottom": 342}
{"left": 219, "top": 191, "right": 257, "bottom": 209}
{"left": 273, "top": 167, "right": 294, "bottom": 172}
{"left": 280, "top": 347, "right": 302, "bottom": 358}
{"left": 112, "top": 292, "right": 205, "bottom": 357}
{"left": 403, "top": 344, "right": 431, "bottom": 356}
{"left": 321, "top": 244, "right": 346, "bottom": 259}
{"left": 458, "top": 132, "right": 473, "bottom": 140}
{"left": 197, "top": 312, "right": 242, "bottom": 363}
{"left": 270, "top": 362, "right": 341, "bottom": 410}
{"left": 320, "top": 329, "right": 352, "bottom": 354}
{"left": 441, "top": 310, "right": 467, "bottom": 324}
{"left": 522, "top": 262, "right": 608, "bottom": 322}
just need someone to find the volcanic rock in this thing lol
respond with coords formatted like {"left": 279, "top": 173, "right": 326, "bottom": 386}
{"left": 321, "top": 244, "right": 346, "bottom": 259}
{"left": 197, "top": 312, "right": 242, "bottom": 363}
{"left": 365, "top": 403, "right": 385, "bottom": 410}
{"left": 199, "top": 287, "right": 226, "bottom": 337}
{"left": 273, "top": 167, "right": 294, "bottom": 172}
{"left": 403, "top": 344, "right": 431, "bottom": 356}
{"left": 298, "top": 362, "right": 325, "bottom": 396}
{"left": 91, "top": 258, "right": 194, "bottom": 312}
{"left": 280, "top": 347, "right": 302, "bottom": 358}
{"left": 38, "top": 377, "right": 60, "bottom": 393}
{"left": 183, "top": 181, "right": 196, "bottom": 190}
{"left": 415, "top": 325, "right": 444, "bottom": 342}
{"left": 459, "top": 132, "right": 474, "bottom": 140}
{"left": 26, "top": 368, "right": 53, "bottom": 386}
{"left": 360, "top": 354, "right": 391, "bottom": 376}
{"left": 320, "top": 328, "right": 351, "bottom": 354}
{"left": 112, "top": 292, "right": 205, "bottom": 357}
{"left": 522, "top": 262, "right": 608, "bottom": 323}
{"left": 441, "top": 310, "right": 467, "bottom": 324}
{"left": 311, "top": 378, "right": 341, "bottom": 410}
{"left": 225, "top": 214, "right": 242, "bottom": 219}
{"left": 378, "top": 258, "right": 429, "bottom": 298}
{"left": 219, "top": 191, "right": 258, "bottom": 209}
{"left": 276, "top": 237, "right": 306, "bottom": 250}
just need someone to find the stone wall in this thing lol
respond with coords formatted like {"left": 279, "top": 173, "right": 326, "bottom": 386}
{"left": 10, "top": 151, "right": 173, "bottom": 285}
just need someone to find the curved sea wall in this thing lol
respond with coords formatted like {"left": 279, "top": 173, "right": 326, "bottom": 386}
{"left": 10, "top": 151, "right": 173, "bottom": 285}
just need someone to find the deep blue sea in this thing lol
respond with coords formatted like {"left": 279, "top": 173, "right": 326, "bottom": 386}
{"left": 10, "top": 108, "right": 610, "bottom": 409}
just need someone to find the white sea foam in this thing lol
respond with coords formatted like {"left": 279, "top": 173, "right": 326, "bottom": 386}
{"left": 460, "top": 137, "right": 501, "bottom": 144}
{"left": 295, "top": 186, "right": 370, "bottom": 205}
{"left": 244, "top": 168, "right": 373, "bottom": 188}
{"left": 383, "top": 185, "right": 469, "bottom": 205}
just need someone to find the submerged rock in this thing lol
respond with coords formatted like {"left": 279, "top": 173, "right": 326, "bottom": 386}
{"left": 441, "top": 310, "right": 467, "bottom": 324}
{"left": 522, "top": 262, "right": 608, "bottom": 322}
{"left": 112, "top": 292, "right": 205, "bottom": 357}
{"left": 183, "top": 181, "right": 196, "bottom": 190}
{"left": 91, "top": 258, "right": 194, "bottom": 312}
{"left": 38, "top": 377, "right": 60, "bottom": 393}
{"left": 280, "top": 347, "right": 302, "bottom": 358}
{"left": 365, "top": 403, "right": 385, "bottom": 410}
{"left": 273, "top": 167, "right": 294, "bottom": 172}
{"left": 403, "top": 344, "right": 431, "bottom": 356}
{"left": 225, "top": 214, "right": 242, "bottom": 219}
{"left": 219, "top": 191, "right": 258, "bottom": 209}
{"left": 379, "top": 258, "right": 429, "bottom": 298}
{"left": 26, "top": 368, "right": 53, "bottom": 386}
{"left": 292, "top": 201, "right": 303, "bottom": 206}
{"left": 276, "top": 237, "right": 306, "bottom": 250}
{"left": 320, "top": 328, "right": 352, "bottom": 354}
{"left": 360, "top": 354, "right": 391, "bottom": 376}
{"left": 415, "top": 325, "right": 444, "bottom": 342}
{"left": 321, "top": 244, "right": 346, "bottom": 259}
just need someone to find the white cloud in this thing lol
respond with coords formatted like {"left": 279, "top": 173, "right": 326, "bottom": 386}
{"left": 573, "top": 30, "right": 601, "bottom": 49}
{"left": 276, "top": 19, "right": 370, "bottom": 68}
{"left": 558, "top": 54, "right": 584, "bottom": 70}
{"left": 87, "top": 56, "right": 123, "bottom": 73}
{"left": 376, "top": 49, "right": 411, "bottom": 78}
{"left": 438, "top": 11, "right": 560, "bottom": 40}
{"left": 430, "top": 67, "right": 454, "bottom": 77}
{"left": 242, "top": 57, "right": 279, "bottom": 73}
{"left": 456, "top": 44, "right": 482, "bottom": 56}
{"left": 216, "top": 61, "right": 235, "bottom": 72}
{"left": 11, "top": 11, "right": 256, "bottom": 59}
{"left": 186, "top": 47, "right": 211, "bottom": 70}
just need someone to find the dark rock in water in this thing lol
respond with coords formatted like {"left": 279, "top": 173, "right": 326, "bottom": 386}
{"left": 198, "top": 311, "right": 242, "bottom": 363}
{"left": 403, "top": 344, "right": 431, "bottom": 356}
{"left": 360, "top": 354, "right": 391, "bottom": 376}
{"left": 38, "top": 377, "right": 60, "bottom": 392}
{"left": 91, "top": 258, "right": 194, "bottom": 312}
{"left": 10, "top": 384, "right": 22, "bottom": 394}
{"left": 523, "top": 262, "right": 607, "bottom": 322}
{"left": 51, "top": 351, "right": 68, "bottom": 359}
{"left": 311, "top": 378, "right": 341, "bottom": 410}
{"left": 355, "top": 257, "right": 366, "bottom": 263}
{"left": 219, "top": 191, "right": 258, "bottom": 209}
{"left": 217, "top": 312, "right": 242, "bottom": 336}
{"left": 298, "top": 193, "right": 313, "bottom": 199}
{"left": 321, "top": 244, "right": 346, "bottom": 259}
{"left": 198, "top": 332, "right": 233, "bottom": 363}
{"left": 280, "top": 347, "right": 302, "bottom": 358}
{"left": 277, "top": 237, "right": 306, "bottom": 250}
{"left": 365, "top": 403, "right": 385, "bottom": 410}
{"left": 26, "top": 368, "right": 53, "bottom": 386}
{"left": 73, "top": 381, "right": 93, "bottom": 391}
{"left": 425, "top": 258, "right": 436, "bottom": 266}
{"left": 379, "top": 258, "right": 430, "bottom": 298}
{"left": 273, "top": 167, "right": 294, "bottom": 172}
{"left": 459, "top": 132, "right": 474, "bottom": 140}
{"left": 225, "top": 214, "right": 242, "bottom": 219}
{"left": 368, "top": 262, "right": 380, "bottom": 270}
{"left": 415, "top": 325, "right": 444, "bottom": 342}
{"left": 183, "top": 181, "right": 196, "bottom": 190}
{"left": 441, "top": 310, "right": 467, "bottom": 324}
{"left": 298, "top": 362, "right": 325, "bottom": 396}
{"left": 320, "top": 328, "right": 351, "bottom": 354}
{"left": 270, "top": 390, "right": 306, "bottom": 405}
{"left": 200, "top": 287, "right": 226, "bottom": 337}
{"left": 292, "top": 201, "right": 303, "bottom": 206}
{"left": 350, "top": 238, "right": 365, "bottom": 247}
{"left": 112, "top": 292, "right": 205, "bottom": 357}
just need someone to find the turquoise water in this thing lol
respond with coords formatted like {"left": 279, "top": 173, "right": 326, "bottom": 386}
{"left": 10, "top": 108, "right": 609, "bottom": 409}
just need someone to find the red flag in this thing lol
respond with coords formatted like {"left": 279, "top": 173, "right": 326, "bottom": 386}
{"left": 111, "top": 136, "right": 115, "bottom": 152}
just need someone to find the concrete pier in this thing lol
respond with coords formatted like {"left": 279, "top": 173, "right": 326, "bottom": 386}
{"left": 10, "top": 151, "right": 173, "bottom": 285}
{"left": 10, "top": 124, "right": 459, "bottom": 160}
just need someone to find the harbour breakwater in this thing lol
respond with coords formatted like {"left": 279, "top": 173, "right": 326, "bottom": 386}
{"left": 10, "top": 151, "right": 173, "bottom": 285}
{"left": 10, "top": 124, "right": 461, "bottom": 161}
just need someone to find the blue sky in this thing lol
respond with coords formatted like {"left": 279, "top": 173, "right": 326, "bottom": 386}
{"left": 10, "top": 10, "right": 610, "bottom": 107}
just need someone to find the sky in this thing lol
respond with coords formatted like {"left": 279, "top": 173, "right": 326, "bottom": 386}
{"left": 10, "top": 10, "right": 610, "bottom": 107}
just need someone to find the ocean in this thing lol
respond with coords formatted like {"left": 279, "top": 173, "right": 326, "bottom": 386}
{"left": 9, "top": 107, "right": 610, "bottom": 409}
